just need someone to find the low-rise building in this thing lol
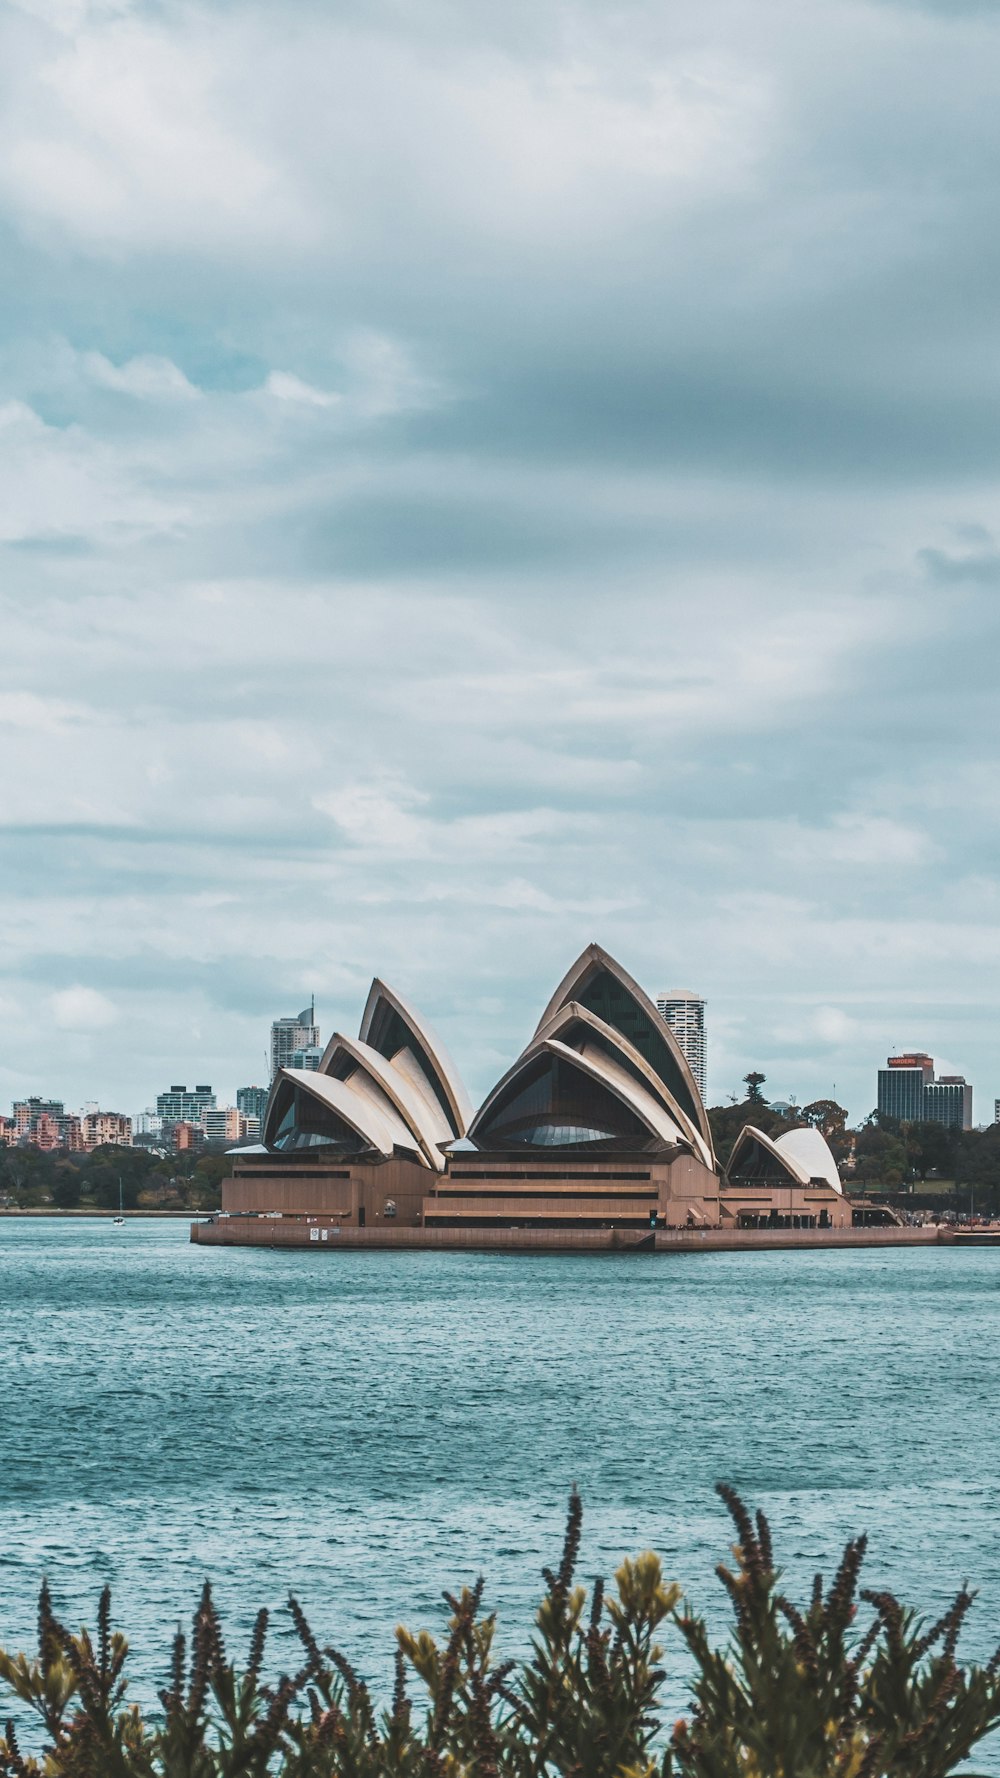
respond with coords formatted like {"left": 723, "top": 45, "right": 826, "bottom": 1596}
{"left": 201, "top": 1106, "right": 247, "bottom": 1144}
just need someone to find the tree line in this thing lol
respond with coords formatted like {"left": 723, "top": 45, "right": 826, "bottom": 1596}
{"left": 0, "top": 1143, "right": 231, "bottom": 1211}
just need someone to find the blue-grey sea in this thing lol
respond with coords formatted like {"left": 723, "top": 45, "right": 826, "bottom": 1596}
{"left": 2, "top": 1218, "right": 999, "bottom": 1761}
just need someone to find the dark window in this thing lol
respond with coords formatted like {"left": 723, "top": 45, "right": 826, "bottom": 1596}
{"left": 473, "top": 1054, "right": 655, "bottom": 1152}
{"left": 365, "top": 1003, "right": 458, "bottom": 1135}
{"left": 575, "top": 968, "right": 702, "bottom": 1126}
{"left": 727, "top": 1135, "right": 795, "bottom": 1185}
{"left": 268, "top": 1081, "right": 367, "bottom": 1154}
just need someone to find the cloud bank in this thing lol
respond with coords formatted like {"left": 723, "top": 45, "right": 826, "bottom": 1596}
{"left": 1, "top": 0, "right": 998, "bottom": 1119}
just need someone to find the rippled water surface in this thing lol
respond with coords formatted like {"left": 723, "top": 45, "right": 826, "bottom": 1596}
{"left": 2, "top": 1218, "right": 999, "bottom": 1759}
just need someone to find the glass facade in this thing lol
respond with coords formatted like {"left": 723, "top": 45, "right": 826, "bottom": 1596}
{"left": 269, "top": 1081, "right": 367, "bottom": 1154}
{"left": 727, "top": 1134, "right": 796, "bottom": 1185}
{"left": 473, "top": 1054, "right": 654, "bottom": 1151}
{"left": 575, "top": 968, "right": 701, "bottom": 1127}
{"left": 877, "top": 1067, "right": 926, "bottom": 1122}
{"left": 365, "top": 1003, "right": 457, "bottom": 1133}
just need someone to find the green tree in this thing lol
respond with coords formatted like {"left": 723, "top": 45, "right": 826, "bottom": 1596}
{"left": 853, "top": 1116, "right": 908, "bottom": 1188}
{"left": 743, "top": 1071, "right": 766, "bottom": 1104}
{"left": 90, "top": 1167, "right": 140, "bottom": 1210}
{"left": 50, "top": 1167, "right": 82, "bottom": 1209}
{"left": 906, "top": 1120, "right": 959, "bottom": 1181}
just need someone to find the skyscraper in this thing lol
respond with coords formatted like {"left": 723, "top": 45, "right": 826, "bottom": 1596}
{"left": 876, "top": 1054, "right": 972, "bottom": 1129}
{"left": 877, "top": 1054, "right": 934, "bottom": 1121}
{"left": 924, "top": 1077, "right": 973, "bottom": 1131}
{"left": 656, "top": 991, "right": 707, "bottom": 1101}
{"left": 270, "top": 1002, "right": 319, "bottom": 1080}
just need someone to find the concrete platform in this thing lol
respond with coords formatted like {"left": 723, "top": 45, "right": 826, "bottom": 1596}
{"left": 190, "top": 1218, "right": 944, "bottom": 1254}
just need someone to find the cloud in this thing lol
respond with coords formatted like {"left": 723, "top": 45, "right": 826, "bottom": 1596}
{"left": 263, "top": 371, "right": 340, "bottom": 409}
{"left": 51, "top": 986, "right": 116, "bottom": 1030}
{"left": 0, "top": 0, "right": 998, "bottom": 1120}
{"left": 82, "top": 351, "right": 200, "bottom": 400}
{"left": 0, "top": 11, "right": 305, "bottom": 254}
{"left": 919, "top": 543, "right": 1000, "bottom": 584}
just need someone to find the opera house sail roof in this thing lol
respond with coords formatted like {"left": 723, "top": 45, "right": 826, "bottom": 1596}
{"left": 725, "top": 1123, "right": 843, "bottom": 1193}
{"left": 259, "top": 942, "right": 719, "bottom": 1172}
{"left": 468, "top": 944, "right": 715, "bottom": 1165}
{"left": 263, "top": 978, "right": 472, "bottom": 1166}
{"left": 216, "top": 942, "right": 865, "bottom": 1245}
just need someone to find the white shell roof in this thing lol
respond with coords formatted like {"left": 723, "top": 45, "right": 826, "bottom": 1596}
{"left": 267, "top": 1067, "right": 416, "bottom": 1158}
{"left": 358, "top": 978, "right": 473, "bottom": 1137}
{"left": 544, "top": 1037, "right": 686, "bottom": 1148}
{"left": 774, "top": 1125, "right": 842, "bottom": 1193}
{"left": 535, "top": 1000, "right": 713, "bottom": 1167}
{"left": 726, "top": 1123, "right": 843, "bottom": 1194}
{"left": 530, "top": 942, "right": 714, "bottom": 1153}
{"left": 469, "top": 1025, "right": 696, "bottom": 1154}
{"left": 318, "top": 1033, "right": 448, "bottom": 1170}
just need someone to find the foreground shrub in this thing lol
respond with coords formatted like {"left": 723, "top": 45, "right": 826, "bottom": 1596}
{"left": 1, "top": 1486, "right": 998, "bottom": 1777}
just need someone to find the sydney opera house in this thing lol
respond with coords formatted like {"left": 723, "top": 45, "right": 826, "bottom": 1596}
{"left": 195, "top": 944, "right": 861, "bottom": 1250}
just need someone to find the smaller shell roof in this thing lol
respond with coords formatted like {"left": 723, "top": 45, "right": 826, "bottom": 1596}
{"left": 265, "top": 1067, "right": 415, "bottom": 1158}
{"left": 774, "top": 1125, "right": 842, "bottom": 1193}
{"left": 726, "top": 1123, "right": 843, "bottom": 1194}
{"left": 318, "top": 1032, "right": 449, "bottom": 1170}
{"left": 358, "top": 978, "right": 473, "bottom": 1138}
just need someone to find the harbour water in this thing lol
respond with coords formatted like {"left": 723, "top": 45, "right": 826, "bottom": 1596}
{"left": 2, "top": 1217, "right": 999, "bottom": 1761}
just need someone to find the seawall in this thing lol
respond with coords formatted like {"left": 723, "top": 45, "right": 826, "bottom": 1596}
{"left": 190, "top": 1219, "right": 945, "bottom": 1254}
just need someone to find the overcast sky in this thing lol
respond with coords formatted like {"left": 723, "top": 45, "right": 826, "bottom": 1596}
{"left": 1, "top": 0, "right": 999, "bottom": 1122}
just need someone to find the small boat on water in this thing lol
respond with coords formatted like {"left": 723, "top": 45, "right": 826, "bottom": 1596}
{"left": 113, "top": 1177, "right": 125, "bottom": 1227}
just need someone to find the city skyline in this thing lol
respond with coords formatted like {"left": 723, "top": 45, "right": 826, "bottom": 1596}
{"left": 3, "top": 984, "right": 994, "bottom": 1130}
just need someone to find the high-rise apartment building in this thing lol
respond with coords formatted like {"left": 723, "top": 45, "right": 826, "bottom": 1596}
{"left": 12, "top": 1099, "right": 83, "bottom": 1150}
{"left": 156, "top": 1084, "right": 216, "bottom": 1123}
{"left": 656, "top": 991, "right": 707, "bottom": 1101}
{"left": 924, "top": 1077, "right": 973, "bottom": 1131}
{"left": 270, "top": 1003, "right": 319, "bottom": 1080}
{"left": 83, "top": 1111, "right": 132, "bottom": 1149}
{"left": 237, "top": 1085, "right": 269, "bottom": 1124}
{"left": 876, "top": 1055, "right": 972, "bottom": 1129}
